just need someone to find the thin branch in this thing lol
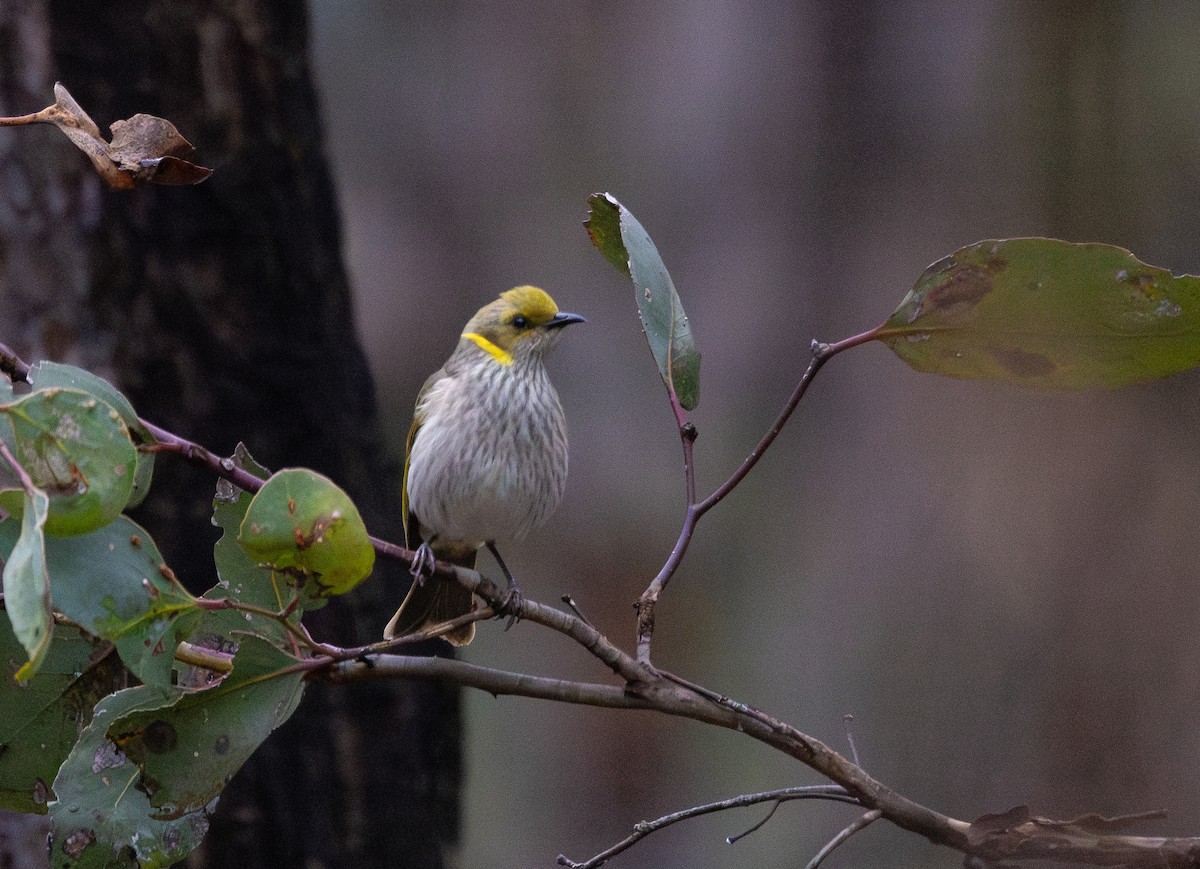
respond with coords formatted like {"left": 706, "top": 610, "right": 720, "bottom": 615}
{"left": 0, "top": 439, "right": 37, "bottom": 494}
{"left": 698, "top": 327, "right": 881, "bottom": 514}
{"left": 634, "top": 326, "right": 883, "bottom": 663}
{"left": 557, "top": 786, "right": 859, "bottom": 869}
{"left": 0, "top": 341, "right": 32, "bottom": 382}
{"left": 804, "top": 809, "right": 882, "bottom": 869}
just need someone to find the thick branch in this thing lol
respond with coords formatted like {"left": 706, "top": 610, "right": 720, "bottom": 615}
{"left": 323, "top": 654, "right": 649, "bottom": 710}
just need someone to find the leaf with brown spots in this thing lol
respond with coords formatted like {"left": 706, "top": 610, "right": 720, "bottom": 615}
{"left": 879, "top": 238, "right": 1200, "bottom": 389}
{"left": 237, "top": 468, "right": 375, "bottom": 600}
{"left": 0, "top": 387, "right": 137, "bottom": 536}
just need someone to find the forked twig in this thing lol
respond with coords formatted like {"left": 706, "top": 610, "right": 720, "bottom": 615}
{"left": 556, "top": 786, "right": 859, "bottom": 869}
{"left": 634, "top": 327, "right": 883, "bottom": 663}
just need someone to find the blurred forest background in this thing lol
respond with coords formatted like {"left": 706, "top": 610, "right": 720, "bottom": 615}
{"left": 3, "top": 2, "right": 1199, "bottom": 868}
{"left": 309, "top": 2, "right": 1200, "bottom": 867}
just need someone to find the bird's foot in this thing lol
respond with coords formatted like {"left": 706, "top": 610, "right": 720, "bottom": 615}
{"left": 486, "top": 541, "right": 522, "bottom": 630}
{"left": 409, "top": 541, "right": 436, "bottom": 585}
{"left": 494, "top": 583, "right": 523, "bottom": 631}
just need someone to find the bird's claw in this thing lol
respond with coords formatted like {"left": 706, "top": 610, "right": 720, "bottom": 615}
{"left": 409, "top": 542, "right": 436, "bottom": 585}
{"left": 494, "top": 585, "right": 523, "bottom": 631}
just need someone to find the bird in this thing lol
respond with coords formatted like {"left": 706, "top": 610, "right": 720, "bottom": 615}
{"left": 384, "top": 285, "right": 584, "bottom": 645}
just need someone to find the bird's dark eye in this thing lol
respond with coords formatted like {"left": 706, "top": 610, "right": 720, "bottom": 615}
{"left": 512, "top": 314, "right": 530, "bottom": 329}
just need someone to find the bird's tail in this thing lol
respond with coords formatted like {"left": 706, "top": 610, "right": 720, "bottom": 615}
{"left": 383, "top": 548, "right": 477, "bottom": 646}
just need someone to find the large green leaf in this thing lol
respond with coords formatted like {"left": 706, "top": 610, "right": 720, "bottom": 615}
{"left": 48, "top": 686, "right": 207, "bottom": 869}
{"left": 585, "top": 193, "right": 701, "bottom": 409}
{"left": 880, "top": 238, "right": 1200, "bottom": 389}
{"left": 0, "top": 516, "right": 200, "bottom": 689}
{"left": 47, "top": 641, "right": 304, "bottom": 868}
{"left": 2, "top": 489, "right": 52, "bottom": 683}
{"left": 0, "top": 611, "right": 127, "bottom": 813}
{"left": 107, "top": 635, "right": 305, "bottom": 820}
{"left": 0, "top": 388, "right": 137, "bottom": 535}
{"left": 238, "top": 468, "right": 375, "bottom": 599}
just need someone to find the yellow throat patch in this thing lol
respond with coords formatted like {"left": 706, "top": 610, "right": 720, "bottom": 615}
{"left": 461, "top": 331, "right": 514, "bottom": 365}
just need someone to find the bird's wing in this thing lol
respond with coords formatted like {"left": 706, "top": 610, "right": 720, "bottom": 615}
{"left": 402, "top": 368, "right": 442, "bottom": 549}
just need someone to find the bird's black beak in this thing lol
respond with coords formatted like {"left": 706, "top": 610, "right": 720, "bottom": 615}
{"left": 547, "top": 311, "right": 586, "bottom": 328}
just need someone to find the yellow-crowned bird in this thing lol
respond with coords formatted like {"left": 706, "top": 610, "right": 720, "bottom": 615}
{"left": 384, "top": 286, "right": 584, "bottom": 645}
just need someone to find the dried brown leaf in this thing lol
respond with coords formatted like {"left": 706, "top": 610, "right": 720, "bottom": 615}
{"left": 0, "top": 83, "right": 211, "bottom": 189}
{"left": 107, "top": 113, "right": 212, "bottom": 185}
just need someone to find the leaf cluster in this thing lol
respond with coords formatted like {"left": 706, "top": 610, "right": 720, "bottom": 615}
{"left": 0, "top": 363, "right": 373, "bottom": 867}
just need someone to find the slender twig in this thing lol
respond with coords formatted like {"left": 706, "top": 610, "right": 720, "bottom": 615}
{"left": 634, "top": 327, "right": 884, "bottom": 663}
{"left": 557, "top": 786, "right": 859, "bottom": 869}
{"left": 804, "top": 809, "right": 882, "bottom": 869}
{"left": 0, "top": 109, "right": 58, "bottom": 127}
{"left": 0, "top": 341, "right": 32, "bottom": 381}
{"left": 0, "top": 439, "right": 36, "bottom": 494}
{"left": 844, "top": 714, "right": 861, "bottom": 767}
{"left": 698, "top": 327, "right": 880, "bottom": 514}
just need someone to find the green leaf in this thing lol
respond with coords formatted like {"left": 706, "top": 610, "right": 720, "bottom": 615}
{"left": 585, "top": 193, "right": 701, "bottom": 409}
{"left": 0, "top": 516, "right": 200, "bottom": 689}
{"left": 0, "top": 388, "right": 138, "bottom": 535}
{"left": 48, "top": 685, "right": 208, "bottom": 869}
{"left": 3, "top": 489, "right": 53, "bottom": 683}
{"left": 202, "top": 445, "right": 297, "bottom": 638}
{"left": 238, "top": 468, "right": 375, "bottom": 599}
{"left": 27, "top": 362, "right": 150, "bottom": 443}
{"left": 107, "top": 635, "right": 305, "bottom": 821}
{"left": 27, "top": 364, "right": 156, "bottom": 508}
{"left": 880, "top": 238, "right": 1200, "bottom": 389}
{"left": 0, "top": 611, "right": 128, "bottom": 813}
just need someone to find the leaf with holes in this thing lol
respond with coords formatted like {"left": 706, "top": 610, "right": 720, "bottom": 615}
{"left": 104, "top": 634, "right": 305, "bottom": 825}
{"left": 879, "top": 238, "right": 1200, "bottom": 389}
{"left": 48, "top": 685, "right": 205, "bottom": 869}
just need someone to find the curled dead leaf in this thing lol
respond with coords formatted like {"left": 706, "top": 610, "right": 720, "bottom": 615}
{"left": 0, "top": 83, "right": 211, "bottom": 189}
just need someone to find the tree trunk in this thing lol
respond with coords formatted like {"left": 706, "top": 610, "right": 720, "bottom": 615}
{"left": 0, "top": 2, "right": 459, "bottom": 866}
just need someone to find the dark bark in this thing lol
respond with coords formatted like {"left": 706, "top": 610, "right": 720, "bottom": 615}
{"left": 0, "top": 1, "right": 459, "bottom": 866}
